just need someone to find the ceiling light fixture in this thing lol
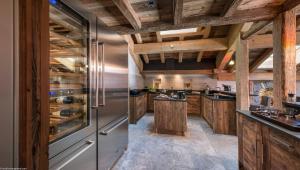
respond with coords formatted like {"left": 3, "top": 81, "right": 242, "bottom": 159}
{"left": 228, "top": 60, "right": 235, "bottom": 66}
{"left": 160, "top": 28, "right": 197, "bottom": 35}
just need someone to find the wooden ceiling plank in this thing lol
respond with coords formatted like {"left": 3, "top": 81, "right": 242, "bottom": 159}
{"left": 110, "top": 6, "right": 280, "bottom": 34}
{"left": 174, "top": 0, "right": 183, "bottom": 25}
{"left": 197, "top": 26, "right": 211, "bottom": 62}
{"left": 134, "top": 38, "right": 228, "bottom": 54}
{"left": 249, "top": 48, "right": 273, "bottom": 73}
{"left": 241, "top": 20, "right": 272, "bottom": 40}
{"left": 156, "top": 32, "right": 165, "bottom": 63}
{"left": 112, "top": 0, "right": 141, "bottom": 30}
{"left": 221, "top": 0, "right": 243, "bottom": 17}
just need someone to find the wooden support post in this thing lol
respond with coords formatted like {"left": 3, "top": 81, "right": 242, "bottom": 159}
{"left": 236, "top": 37, "right": 249, "bottom": 110}
{"left": 273, "top": 10, "right": 296, "bottom": 110}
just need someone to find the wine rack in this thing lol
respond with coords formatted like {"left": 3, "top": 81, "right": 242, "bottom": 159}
{"left": 49, "top": 5, "right": 89, "bottom": 143}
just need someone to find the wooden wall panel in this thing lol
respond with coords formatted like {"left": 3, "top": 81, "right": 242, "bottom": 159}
{"left": 19, "top": 0, "right": 49, "bottom": 169}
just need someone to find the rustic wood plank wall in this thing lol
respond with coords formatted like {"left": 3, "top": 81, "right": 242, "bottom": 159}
{"left": 19, "top": 0, "right": 49, "bottom": 169}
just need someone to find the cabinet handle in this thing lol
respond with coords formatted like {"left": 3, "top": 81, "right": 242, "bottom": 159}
{"left": 92, "top": 41, "right": 99, "bottom": 108}
{"left": 56, "top": 140, "right": 95, "bottom": 170}
{"left": 272, "top": 136, "right": 294, "bottom": 151}
{"left": 100, "top": 117, "right": 128, "bottom": 135}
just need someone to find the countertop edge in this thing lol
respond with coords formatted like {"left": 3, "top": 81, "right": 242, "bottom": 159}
{"left": 153, "top": 98, "right": 187, "bottom": 102}
{"left": 237, "top": 110, "right": 300, "bottom": 140}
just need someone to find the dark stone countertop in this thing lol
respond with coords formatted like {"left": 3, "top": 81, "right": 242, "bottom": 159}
{"left": 201, "top": 94, "right": 236, "bottom": 101}
{"left": 130, "top": 92, "right": 147, "bottom": 97}
{"left": 237, "top": 110, "right": 300, "bottom": 140}
{"left": 154, "top": 96, "right": 187, "bottom": 102}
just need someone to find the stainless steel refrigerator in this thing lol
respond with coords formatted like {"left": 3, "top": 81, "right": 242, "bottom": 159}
{"left": 48, "top": 1, "right": 128, "bottom": 170}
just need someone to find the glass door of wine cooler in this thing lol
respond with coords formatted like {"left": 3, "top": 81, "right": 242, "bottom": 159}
{"left": 48, "top": 1, "right": 94, "bottom": 152}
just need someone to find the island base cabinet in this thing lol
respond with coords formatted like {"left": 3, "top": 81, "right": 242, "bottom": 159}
{"left": 154, "top": 100, "right": 187, "bottom": 136}
{"left": 238, "top": 113, "right": 300, "bottom": 170}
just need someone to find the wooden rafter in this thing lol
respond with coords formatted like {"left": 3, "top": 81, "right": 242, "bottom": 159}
{"left": 134, "top": 38, "right": 228, "bottom": 54}
{"left": 143, "top": 69, "right": 214, "bottom": 75}
{"left": 156, "top": 32, "right": 165, "bottom": 63}
{"left": 221, "top": 0, "right": 242, "bottom": 17}
{"left": 178, "top": 36, "right": 184, "bottom": 63}
{"left": 110, "top": 6, "right": 280, "bottom": 34}
{"left": 122, "top": 35, "right": 143, "bottom": 72}
{"left": 241, "top": 20, "right": 272, "bottom": 40}
{"left": 216, "top": 24, "right": 244, "bottom": 70}
{"left": 134, "top": 33, "right": 149, "bottom": 64}
{"left": 249, "top": 48, "right": 273, "bottom": 73}
{"left": 197, "top": 26, "right": 211, "bottom": 62}
{"left": 112, "top": 0, "right": 141, "bottom": 30}
{"left": 249, "top": 32, "right": 300, "bottom": 49}
{"left": 282, "top": 0, "right": 300, "bottom": 11}
{"left": 173, "top": 0, "right": 183, "bottom": 25}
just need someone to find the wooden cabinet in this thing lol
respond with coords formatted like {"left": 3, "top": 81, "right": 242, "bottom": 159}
{"left": 147, "top": 93, "right": 159, "bottom": 112}
{"left": 129, "top": 93, "right": 147, "bottom": 124}
{"left": 268, "top": 130, "right": 300, "bottom": 170}
{"left": 213, "top": 100, "right": 236, "bottom": 135}
{"left": 238, "top": 115, "right": 263, "bottom": 170}
{"left": 202, "top": 96, "right": 236, "bottom": 135}
{"left": 186, "top": 95, "right": 201, "bottom": 115}
{"left": 154, "top": 100, "right": 187, "bottom": 136}
{"left": 202, "top": 96, "right": 213, "bottom": 127}
{"left": 238, "top": 114, "right": 300, "bottom": 170}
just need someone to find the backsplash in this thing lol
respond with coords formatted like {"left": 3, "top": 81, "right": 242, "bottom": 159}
{"left": 144, "top": 74, "right": 236, "bottom": 91}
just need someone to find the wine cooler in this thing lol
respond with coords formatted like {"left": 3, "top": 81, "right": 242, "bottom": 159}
{"left": 48, "top": 1, "right": 128, "bottom": 169}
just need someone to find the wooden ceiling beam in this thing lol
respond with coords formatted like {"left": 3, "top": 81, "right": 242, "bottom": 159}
{"left": 282, "top": 0, "right": 300, "bottom": 11}
{"left": 173, "top": 0, "right": 183, "bottom": 25}
{"left": 156, "top": 32, "right": 165, "bottom": 63}
{"left": 143, "top": 69, "right": 214, "bottom": 75}
{"left": 249, "top": 48, "right": 273, "bottom": 73}
{"left": 241, "top": 20, "right": 272, "bottom": 40}
{"left": 197, "top": 26, "right": 211, "bottom": 62}
{"left": 110, "top": 6, "right": 280, "bottom": 34}
{"left": 249, "top": 32, "right": 300, "bottom": 49}
{"left": 216, "top": 24, "right": 244, "bottom": 70}
{"left": 134, "top": 38, "right": 228, "bottom": 54}
{"left": 112, "top": 0, "right": 141, "bottom": 30}
{"left": 221, "top": 0, "right": 242, "bottom": 17}
{"left": 134, "top": 33, "right": 149, "bottom": 64}
{"left": 122, "top": 35, "right": 143, "bottom": 72}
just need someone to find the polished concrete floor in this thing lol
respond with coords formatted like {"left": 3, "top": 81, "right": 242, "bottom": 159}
{"left": 113, "top": 114, "right": 238, "bottom": 170}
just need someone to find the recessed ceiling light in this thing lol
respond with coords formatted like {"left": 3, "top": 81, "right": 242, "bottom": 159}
{"left": 228, "top": 60, "right": 235, "bottom": 66}
{"left": 160, "top": 28, "right": 197, "bottom": 35}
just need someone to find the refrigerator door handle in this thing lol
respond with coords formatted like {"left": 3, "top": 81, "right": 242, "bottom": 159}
{"left": 92, "top": 41, "right": 99, "bottom": 108}
{"left": 56, "top": 140, "right": 95, "bottom": 170}
{"left": 100, "top": 117, "right": 128, "bottom": 135}
{"left": 99, "top": 43, "right": 105, "bottom": 106}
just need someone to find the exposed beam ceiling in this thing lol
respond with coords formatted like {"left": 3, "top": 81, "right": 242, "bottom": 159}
{"left": 122, "top": 35, "right": 143, "bottom": 72}
{"left": 197, "top": 26, "right": 211, "bottom": 62}
{"left": 134, "top": 33, "right": 149, "bottom": 64}
{"left": 216, "top": 24, "right": 245, "bottom": 70}
{"left": 282, "top": 0, "right": 300, "bottom": 11}
{"left": 173, "top": 0, "right": 183, "bottom": 25}
{"left": 134, "top": 38, "right": 228, "bottom": 54}
{"left": 112, "top": 0, "right": 141, "bottom": 30}
{"left": 111, "top": 6, "right": 280, "bottom": 34}
{"left": 143, "top": 69, "right": 214, "bottom": 75}
{"left": 221, "top": 0, "right": 243, "bottom": 17}
{"left": 241, "top": 20, "right": 272, "bottom": 40}
{"left": 249, "top": 32, "right": 300, "bottom": 49}
{"left": 156, "top": 32, "right": 165, "bottom": 63}
{"left": 249, "top": 48, "right": 273, "bottom": 73}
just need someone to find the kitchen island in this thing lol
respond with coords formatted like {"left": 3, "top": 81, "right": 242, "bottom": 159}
{"left": 153, "top": 96, "right": 187, "bottom": 136}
